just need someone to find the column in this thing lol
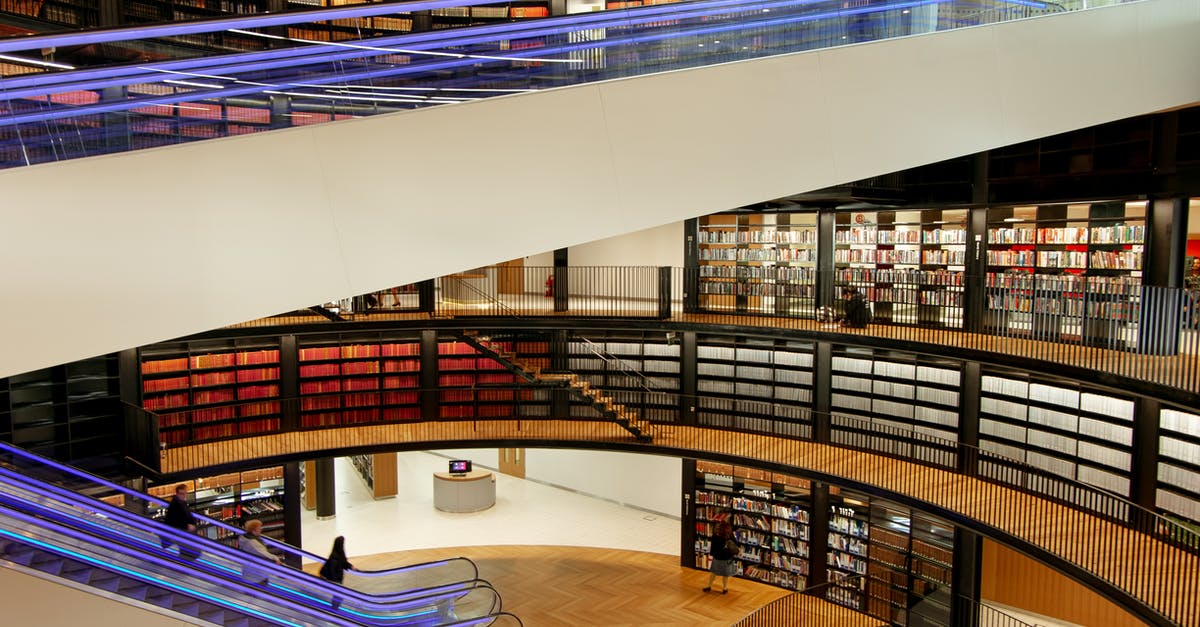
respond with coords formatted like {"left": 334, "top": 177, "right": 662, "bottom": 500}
{"left": 964, "top": 207, "right": 989, "bottom": 334}
{"left": 683, "top": 218, "right": 700, "bottom": 312}
{"left": 315, "top": 457, "right": 336, "bottom": 520}
{"left": 282, "top": 462, "right": 302, "bottom": 566}
{"left": 813, "top": 341, "right": 832, "bottom": 444}
{"left": 1130, "top": 397, "right": 1162, "bottom": 513}
{"left": 958, "top": 361, "right": 981, "bottom": 476}
{"left": 553, "top": 248, "right": 569, "bottom": 312}
{"left": 279, "top": 335, "right": 299, "bottom": 431}
{"left": 550, "top": 330, "right": 570, "bottom": 417}
{"left": 1138, "top": 197, "right": 1187, "bottom": 354}
{"left": 950, "top": 528, "right": 983, "bottom": 627}
{"left": 417, "top": 279, "right": 436, "bottom": 313}
{"left": 679, "top": 331, "right": 697, "bottom": 427}
{"left": 817, "top": 210, "right": 837, "bottom": 308}
{"left": 420, "top": 329, "right": 439, "bottom": 419}
{"left": 807, "top": 484, "right": 830, "bottom": 591}
{"left": 680, "top": 459, "right": 697, "bottom": 567}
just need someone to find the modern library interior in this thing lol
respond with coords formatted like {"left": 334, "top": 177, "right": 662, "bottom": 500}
{"left": 1, "top": 0, "right": 1200, "bottom": 626}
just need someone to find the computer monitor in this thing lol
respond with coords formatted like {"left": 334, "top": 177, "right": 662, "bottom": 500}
{"left": 449, "top": 460, "right": 472, "bottom": 474}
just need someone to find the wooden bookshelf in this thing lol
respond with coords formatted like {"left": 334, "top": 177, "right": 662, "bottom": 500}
{"left": 151, "top": 466, "right": 286, "bottom": 543}
{"left": 349, "top": 452, "right": 398, "bottom": 499}
{"left": 694, "top": 465, "right": 811, "bottom": 591}
{"left": 298, "top": 336, "right": 422, "bottom": 428}
{"left": 438, "top": 336, "right": 550, "bottom": 420}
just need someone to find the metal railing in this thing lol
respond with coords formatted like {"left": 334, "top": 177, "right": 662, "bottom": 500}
{"left": 298, "top": 266, "right": 1200, "bottom": 398}
{"left": 136, "top": 386, "right": 1200, "bottom": 626}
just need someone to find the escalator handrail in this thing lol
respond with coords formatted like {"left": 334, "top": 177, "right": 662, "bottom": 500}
{"left": 0, "top": 463, "right": 501, "bottom": 617}
{"left": 0, "top": 439, "right": 480, "bottom": 583}
{"left": 0, "top": 501, "right": 364, "bottom": 627}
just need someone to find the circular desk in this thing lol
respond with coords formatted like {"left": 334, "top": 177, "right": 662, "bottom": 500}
{"left": 433, "top": 470, "right": 496, "bottom": 513}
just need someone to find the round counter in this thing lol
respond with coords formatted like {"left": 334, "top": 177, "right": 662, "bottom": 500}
{"left": 432, "top": 470, "right": 496, "bottom": 513}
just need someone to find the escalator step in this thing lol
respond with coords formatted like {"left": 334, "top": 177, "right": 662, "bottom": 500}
{"left": 144, "top": 589, "right": 175, "bottom": 608}
{"left": 117, "top": 581, "right": 149, "bottom": 601}
{"left": 90, "top": 575, "right": 122, "bottom": 592}
{"left": 198, "top": 607, "right": 226, "bottom": 623}
{"left": 60, "top": 564, "right": 92, "bottom": 584}
{"left": 171, "top": 600, "right": 200, "bottom": 617}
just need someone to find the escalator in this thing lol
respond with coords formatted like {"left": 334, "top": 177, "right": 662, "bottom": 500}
{"left": 0, "top": 0, "right": 1195, "bottom": 379}
{"left": 0, "top": 439, "right": 522, "bottom": 625}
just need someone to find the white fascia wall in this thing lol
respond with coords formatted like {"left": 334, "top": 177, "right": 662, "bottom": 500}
{"left": 0, "top": 0, "right": 1197, "bottom": 377}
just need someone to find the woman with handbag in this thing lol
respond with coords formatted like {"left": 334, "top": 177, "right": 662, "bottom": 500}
{"left": 703, "top": 520, "right": 739, "bottom": 594}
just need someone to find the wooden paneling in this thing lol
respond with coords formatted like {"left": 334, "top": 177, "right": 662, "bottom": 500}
{"left": 165, "top": 421, "right": 1200, "bottom": 626}
{"left": 499, "top": 447, "right": 525, "bottom": 478}
{"left": 303, "top": 460, "right": 317, "bottom": 511}
{"left": 371, "top": 452, "right": 398, "bottom": 499}
{"left": 496, "top": 258, "right": 524, "bottom": 295}
{"left": 981, "top": 539, "right": 1144, "bottom": 627}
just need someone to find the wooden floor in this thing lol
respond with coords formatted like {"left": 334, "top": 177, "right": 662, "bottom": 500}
{"left": 168, "top": 421, "right": 1200, "bottom": 626}
{"left": 307, "top": 545, "right": 884, "bottom": 626}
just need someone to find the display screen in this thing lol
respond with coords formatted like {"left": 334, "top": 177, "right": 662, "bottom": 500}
{"left": 449, "top": 460, "right": 472, "bottom": 474}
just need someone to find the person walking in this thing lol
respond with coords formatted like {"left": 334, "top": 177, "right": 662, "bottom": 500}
{"left": 703, "top": 520, "right": 739, "bottom": 594}
{"left": 238, "top": 519, "right": 282, "bottom": 584}
{"left": 162, "top": 483, "right": 199, "bottom": 560}
{"left": 319, "top": 536, "right": 355, "bottom": 609}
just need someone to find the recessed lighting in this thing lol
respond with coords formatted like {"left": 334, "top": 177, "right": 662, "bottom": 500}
{"left": 714, "top": 40, "right": 720, "bottom": 44}
{"left": 1004, "top": 217, "right": 1023, "bottom": 222}
{"left": 698, "top": 44, "right": 704, "bottom": 47}
{"left": 902, "top": 9, "right": 910, "bottom": 14}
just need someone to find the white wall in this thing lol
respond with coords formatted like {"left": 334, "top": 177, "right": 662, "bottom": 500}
{"left": 0, "top": 566, "right": 190, "bottom": 626}
{"left": 1, "top": 0, "right": 1197, "bottom": 377}
{"left": 569, "top": 221, "right": 684, "bottom": 268}
{"left": 524, "top": 449, "right": 682, "bottom": 517}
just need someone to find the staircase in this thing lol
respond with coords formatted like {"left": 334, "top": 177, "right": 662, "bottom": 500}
{"left": 459, "top": 331, "right": 655, "bottom": 442}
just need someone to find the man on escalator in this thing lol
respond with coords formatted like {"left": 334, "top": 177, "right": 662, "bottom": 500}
{"left": 162, "top": 483, "right": 200, "bottom": 560}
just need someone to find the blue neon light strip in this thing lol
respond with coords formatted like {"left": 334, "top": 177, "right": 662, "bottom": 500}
{"left": 0, "top": 0, "right": 951, "bottom": 125}
{"left": 0, "top": 0, "right": 1052, "bottom": 55}
{"left": 0, "top": 474, "right": 459, "bottom": 622}
{"left": 0, "top": 521, "right": 311, "bottom": 626}
{"left": 0, "top": 440, "right": 454, "bottom": 582}
{"left": 0, "top": 0, "right": 818, "bottom": 94}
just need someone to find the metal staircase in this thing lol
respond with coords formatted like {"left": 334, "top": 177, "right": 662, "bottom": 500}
{"left": 458, "top": 331, "right": 655, "bottom": 442}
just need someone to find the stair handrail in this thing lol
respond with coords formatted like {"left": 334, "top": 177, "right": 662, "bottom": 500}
{"left": 0, "top": 438, "right": 482, "bottom": 584}
{"left": 440, "top": 270, "right": 525, "bottom": 319}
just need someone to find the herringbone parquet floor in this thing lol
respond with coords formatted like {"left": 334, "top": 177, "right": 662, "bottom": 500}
{"left": 322, "top": 545, "right": 884, "bottom": 626}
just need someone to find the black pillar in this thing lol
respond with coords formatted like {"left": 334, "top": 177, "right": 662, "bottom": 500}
{"left": 1131, "top": 397, "right": 1162, "bottom": 512}
{"left": 964, "top": 207, "right": 989, "bottom": 334}
{"left": 958, "top": 362, "right": 981, "bottom": 476}
{"left": 98, "top": 0, "right": 122, "bottom": 27}
{"left": 1138, "top": 197, "right": 1187, "bottom": 354}
{"left": 412, "top": 11, "right": 433, "bottom": 32}
{"left": 417, "top": 279, "right": 436, "bottom": 313}
{"left": 282, "top": 461, "right": 303, "bottom": 565}
{"left": 808, "top": 484, "right": 830, "bottom": 590}
{"left": 679, "top": 331, "right": 697, "bottom": 426}
{"left": 553, "top": 248, "right": 569, "bottom": 312}
{"left": 315, "top": 457, "right": 336, "bottom": 520}
{"left": 680, "top": 458, "right": 697, "bottom": 567}
{"left": 548, "top": 0, "right": 567, "bottom": 15}
{"left": 280, "top": 335, "right": 299, "bottom": 431}
{"left": 971, "top": 152, "right": 990, "bottom": 206}
{"left": 550, "top": 330, "right": 570, "bottom": 417}
{"left": 683, "top": 218, "right": 700, "bottom": 313}
{"left": 950, "top": 528, "right": 983, "bottom": 627}
{"left": 816, "top": 210, "right": 837, "bottom": 308}
{"left": 813, "top": 341, "right": 832, "bottom": 443}
{"left": 420, "top": 330, "right": 439, "bottom": 419}
{"left": 657, "top": 266, "right": 672, "bottom": 319}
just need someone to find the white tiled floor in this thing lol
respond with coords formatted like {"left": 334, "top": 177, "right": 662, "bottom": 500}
{"left": 299, "top": 452, "right": 680, "bottom": 561}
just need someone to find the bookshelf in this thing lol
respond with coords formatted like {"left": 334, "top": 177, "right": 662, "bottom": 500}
{"left": 567, "top": 331, "right": 679, "bottom": 423}
{"left": 438, "top": 338, "right": 549, "bottom": 419}
{"left": 141, "top": 343, "right": 282, "bottom": 445}
{"left": 984, "top": 201, "right": 1145, "bottom": 345}
{"left": 978, "top": 370, "right": 1135, "bottom": 502}
{"left": 695, "top": 336, "right": 814, "bottom": 437}
{"left": 826, "top": 491, "right": 870, "bottom": 611}
{"left": 298, "top": 336, "right": 422, "bottom": 428}
{"left": 0, "top": 355, "right": 121, "bottom": 462}
{"left": 1157, "top": 406, "right": 1200, "bottom": 523}
{"left": 830, "top": 348, "right": 961, "bottom": 456}
{"left": 697, "top": 212, "right": 819, "bottom": 316}
{"left": 835, "top": 209, "right": 965, "bottom": 327}
{"left": 348, "top": 452, "right": 398, "bottom": 499}
{"left": 693, "top": 462, "right": 811, "bottom": 591}
{"left": 151, "top": 467, "right": 286, "bottom": 544}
